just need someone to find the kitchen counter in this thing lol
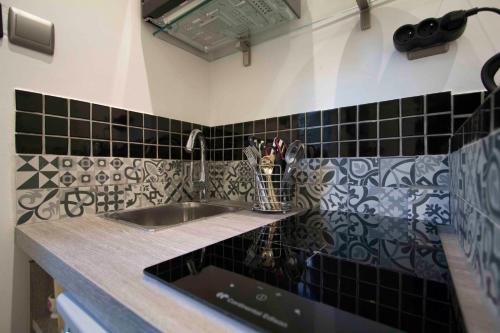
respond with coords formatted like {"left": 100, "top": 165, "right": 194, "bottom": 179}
{"left": 15, "top": 201, "right": 300, "bottom": 333}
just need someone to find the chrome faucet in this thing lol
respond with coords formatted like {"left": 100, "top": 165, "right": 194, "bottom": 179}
{"left": 185, "top": 129, "right": 207, "bottom": 202}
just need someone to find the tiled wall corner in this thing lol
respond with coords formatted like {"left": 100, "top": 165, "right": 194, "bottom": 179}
{"left": 448, "top": 87, "right": 500, "bottom": 318}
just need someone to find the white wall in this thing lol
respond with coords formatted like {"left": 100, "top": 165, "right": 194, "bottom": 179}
{"left": 0, "top": 1, "right": 209, "bottom": 332}
{"left": 207, "top": 0, "right": 500, "bottom": 125}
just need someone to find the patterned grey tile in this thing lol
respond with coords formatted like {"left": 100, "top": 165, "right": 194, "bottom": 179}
{"left": 96, "top": 185, "right": 125, "bottom": 213}
{"left": 141, "top": 182, "right": 166, "bottom": 207}
{"left": 348, "top": 158, "right": 379, "bottom": 187}
{"left": 209, "top": 161, "right": 227, "bottom": 181}
{"left": 59, "top": 157, "right": 96, "bottom": 187}
{"left": 109, "top": 157, "right": 126, "bottom": 185}
{"left": 320, "top": 158, "right": 348, "bottom": 185}
{"left": 143, "top": 159, "right": 167, "bottom": 183}
{"left": 296, "top": 159, "right": 321, "bottom": 184}
{"left": 94, "top": 157, "right": 110, "bottom": 170}
{"left": 16, "top": 188, "right": 60, "bottom": 224}
{"left": 347, "top": 185, "right": 380, "bottom": 215}
{"left": 124, "top": 158, "right": 143, "bottom": 184}
{"left": 59, "top": 187, "right": 96, "bottom": 218}
{"left": 320, "top": 185, "right": 349, "bottom": 211}
{"left": 16, "top": 155, "right": 59, "bottom": 189}
{"left": 94, "top": 170, "right": 111, "bottom": 186}
{"left": 296, "top": 184, "right": 322, "bottom": 209}
{"left": 379, "top": 157, "right": 415, "bottom": 188}
{"left": 163, "top": 181, "right": 184, "bottom": 204}
{"left": 415, "top": 155, "right": 449, "bottom": 187}
{"left": 167, "top": 160, "right": 184, "bottom": 183}
{"left": 239, "top": 181, "right": 254, "bottom": 202}
{"left": 59, "top": 156, "right": 76, "bottom": 171}
{"left": 378, "top": 187, "right": 409, "bottom": 218}
{"left": 408, "top": 189, "right": 450, "bottom": 224}
{"left": 124, "top": 184, "right": 142, "bottom": 209}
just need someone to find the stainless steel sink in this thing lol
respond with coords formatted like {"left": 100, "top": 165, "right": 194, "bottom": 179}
{"left": 102, "top": 202, "right": 242, "bottom": 231}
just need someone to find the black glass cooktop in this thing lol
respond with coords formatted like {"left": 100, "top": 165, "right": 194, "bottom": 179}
{"left": 144, "top": 209, "right": 464, "bottom": 333}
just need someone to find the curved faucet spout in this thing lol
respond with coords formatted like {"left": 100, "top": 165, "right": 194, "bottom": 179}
{"left": 185, "top": 129, "right": 207, "bottom": 202}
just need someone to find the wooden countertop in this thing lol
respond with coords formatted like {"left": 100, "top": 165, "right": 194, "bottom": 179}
{"left": 15, "top": 202, "right": 300, "bottom": 333}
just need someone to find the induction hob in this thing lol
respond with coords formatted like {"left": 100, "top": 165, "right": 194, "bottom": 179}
{"left": 144, "top": 209, "right": 464, "bottom": 333}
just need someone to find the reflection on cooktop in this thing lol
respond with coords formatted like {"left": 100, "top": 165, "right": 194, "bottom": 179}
{"left": 145, "top": 209, "right": 465, "bottom": 333}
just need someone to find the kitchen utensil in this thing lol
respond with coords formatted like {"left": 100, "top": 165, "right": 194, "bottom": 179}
{"left": 283, "top": 140, "right": 304, "bottom": 183}
{"left": 260, "top": 154, "right": 280, "bottom": 210}
{"left": 244, "top": 146, "right": 271, "bottom": 210}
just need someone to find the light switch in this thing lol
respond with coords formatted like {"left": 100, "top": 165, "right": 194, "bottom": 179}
{"left": 8, "top": 7, "right": 54, "bottom": 55}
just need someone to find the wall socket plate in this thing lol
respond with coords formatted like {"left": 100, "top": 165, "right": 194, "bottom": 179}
{"left": 8, "top": 7, "right": 54, "bottom": 55}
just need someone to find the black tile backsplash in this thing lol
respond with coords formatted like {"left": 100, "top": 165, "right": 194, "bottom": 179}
{"left": 45, "top": 136, "right": 68, "bottom": 155}
{"left": 450, "top": 87, "right": 499, "bottom": 152}
{"left": 340, "top": 106, "right": 357, "bottom": 123}
{"left": 379, "top": 99, "right": 399, "bottom": 119}
{"left": 45, "top": 116, "right": 68, "bottom": 136}
{"left": 16, "top": 113, "right": 42, "bottom": 134}
{"left": 92, "top": 104, "right": 110, "bottom": 122}
{"left": 70, "top": 119, "right": 90, "bottom": 138}
{"left": 16, "top": 90, "right": 42, "bottom": 113}
{"left": 402, "top": 96, "right": 424, "bottom": 116}
{"left": 45, "top": 95, "right": 67, "bottom": 117}
{"left": 15, "top": 89, "right": 492, "bottom": 159}
{"left": 16, "top": 134, "right": 42, "bottom": 154}
{"left": 112, "top": 108, "right": 128, "bottom": 125}
{"left": 70, "top": 100, "right": 90, "bottom": 119}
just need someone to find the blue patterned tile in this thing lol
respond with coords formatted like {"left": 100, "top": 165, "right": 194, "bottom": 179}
{"left": 348, "top": 158, "right": 379, "bottom": 187}
{"left": 380, "top": 157, "right": 415, "bottom": 188}
{"left": 483, "top": 132, "right": 500, "bottom": 225}
{"left": 378, "top": 187, "right": 409, "bottom": 218}
{"left": 320, "top": 158, "right": 348, "bottom": 185}
{"left": 320, "top": 185, "right": 349, "bottom": 211}
{"left": 480, "top": 217, "right": 500, "bottom": 313}
{"left": 408, "top": 189, "right": 450, "bottom": 224}
{"left": 347, "top": 185, "right": 380, "bottom": 215}
{"left": 415, "top": 155, "right": 449, "bottom": 187}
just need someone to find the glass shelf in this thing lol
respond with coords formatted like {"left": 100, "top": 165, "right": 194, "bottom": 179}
{"left": 150, "top": 0, "right": 392, "bottom": 62}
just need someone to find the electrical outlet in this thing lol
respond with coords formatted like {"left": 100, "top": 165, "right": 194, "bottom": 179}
{"left": 393, "top": 11, "right": 467, "bottom": 52}
{"left": 416, "top": 18, "right": 439, "bottom": 38}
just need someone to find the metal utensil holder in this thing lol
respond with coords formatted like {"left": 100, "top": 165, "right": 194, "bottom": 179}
{"left": 253, "top": 165, "right": 292, "bottom": 213}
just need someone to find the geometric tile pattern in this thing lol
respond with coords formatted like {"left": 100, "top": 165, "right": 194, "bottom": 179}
{"left": 16, "top": 155, "right": 59, "bottom": 189}
{"left": 96, "top": 185, "right": 125, "bottom": 213}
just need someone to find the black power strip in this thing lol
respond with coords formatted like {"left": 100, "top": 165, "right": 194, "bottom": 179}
{"left": 393, "top": 7, "right": 500, "bottom": 92}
